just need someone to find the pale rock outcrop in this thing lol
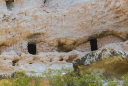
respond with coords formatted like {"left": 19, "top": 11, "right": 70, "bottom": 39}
{"left": 0, "top": 50, "right": 86, "bottom": 75}
{"left": 73, "top": 48, "right": 128, "bottom": 77}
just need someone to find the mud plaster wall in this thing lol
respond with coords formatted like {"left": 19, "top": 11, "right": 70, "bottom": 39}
{"left": 0, "top": 40, "right": 28, "bottom": 55}
{"left": 0, "top": 35, "right": 124, "bottom": 55}
{"left": 0, "top": 35, "right": 57, "bottom": 55}
{"left": 0, "top": 33, "right": 58, "bottom": 55}
{"left": 76, "top": 35, "right": 124, "bottom": 52}
{"left": 36, "top": 42, "right": 57, "bottom": 53}
{"left": 97, "top": 35, "right": 124, "bottom": 48}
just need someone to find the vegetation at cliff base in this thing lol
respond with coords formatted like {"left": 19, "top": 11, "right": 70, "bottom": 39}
{"left": 0, "top": 68, "right": 127, "bottom": 86}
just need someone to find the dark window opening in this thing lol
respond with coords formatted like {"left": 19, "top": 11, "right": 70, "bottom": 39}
{"left": 6, "top": 0, "right": 14, "bottom": 11}
{"left": 28, "top": 43, "right": 36, "bottom": 55}
{"left": 89, "top": 39, "right": 98, "bottom": 51}
{"left": 12, "top": 60, "right": 18, "bottom": 66}
{"left": 50, "top": 59, "right": 52, "bottom": 62}
{"left": 44, "top": 0, "right": 46, "bottom": 4}
{"left": 59, "top": 58, "right": 63, "bottom": 61}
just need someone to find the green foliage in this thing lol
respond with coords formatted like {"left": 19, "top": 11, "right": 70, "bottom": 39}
{"left": 0, "top": 71, "right": 41, "bottom": 86}
{"left": 107, "top": 77, "right": 118, "bottom": 86}
{"left": 43, "top": 68, "right": 103, "bottom": 86}
{"left": 1, "top": 68, "right": 128, "bottom": 86}
{"left": 122, "top": 73, "right": 128, "bottom": 86}
{"left": 107, "top": 81, "right": 118, "bottom": 86}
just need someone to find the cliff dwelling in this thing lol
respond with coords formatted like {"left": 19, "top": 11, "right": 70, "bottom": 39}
{"left": 0, "top": 0, "right": 128, "bottom": 80}
{"left": 5, "top": 0, "right": 14, "bottom": 10}
{"left": 89, "top": 39, "right": 98, "bottom": 51}
{"left": 27, "top": 43, "right": 36, "bottom": 55}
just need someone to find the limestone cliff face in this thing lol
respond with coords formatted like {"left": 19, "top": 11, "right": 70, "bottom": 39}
{"left": 1, "top": 0, "right": 128, "bottom": 48}
{"left": 0, "top": 0, "right": 128, "bottom": 75}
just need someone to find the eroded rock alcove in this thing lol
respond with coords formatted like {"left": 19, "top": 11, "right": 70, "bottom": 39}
{"left": 0, "top": 0, "right": 128, "bottom": 76}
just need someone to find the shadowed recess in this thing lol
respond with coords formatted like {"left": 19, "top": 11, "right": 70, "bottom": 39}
{"left": 89, "top": 39, "right": 98, "bottom": 51}
{"left": 28, "top": 43, "right": 36, "bottom": 55}
{"left": 6, "top": 0, "right": 14, "bottom": 11}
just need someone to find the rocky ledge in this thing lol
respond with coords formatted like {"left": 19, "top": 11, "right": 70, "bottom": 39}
{"left": 73, "top": 48, "right": 128, "bottom": 78}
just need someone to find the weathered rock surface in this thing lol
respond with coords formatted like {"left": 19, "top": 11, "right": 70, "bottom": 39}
{"left": 1, "top": 0, "right": 128, "bottom": 49}
{"left": 0, "top": 0, "right": 128, "bottom": 75}
{"left": 73, "top": 48, "right": 128, "bottom": 77}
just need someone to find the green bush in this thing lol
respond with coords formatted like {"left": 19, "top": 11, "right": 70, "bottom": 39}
{"left": 122, "top": 73, "right": 128, "bottom": 86}
{"left": 107, "top": 77, "right": 118, "bottom": 86}
{"left": 0, "top": 71, "right": 41, "bottom": 86}
{"left": 1, "top": 67, "right": 128, "bottom": 86}
{"left": 43, "top": 68, "right": 103, "bottom": 86}
{"left": 107, "top": 81, "right": 118, "bottom": 86}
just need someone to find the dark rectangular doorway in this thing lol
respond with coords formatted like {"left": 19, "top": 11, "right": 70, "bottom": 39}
{"left": 6, "top": 0, "right": 14, "bottom": 11}
{"left": 89, "top": 39, "right": 98, "bottom": 51}
{"left": 28, "top": 43, "right": 36, "bottom": 55}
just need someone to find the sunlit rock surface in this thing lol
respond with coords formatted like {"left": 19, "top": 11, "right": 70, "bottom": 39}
{"left": 0, "top": 0, "right": 128, "bottom": 75}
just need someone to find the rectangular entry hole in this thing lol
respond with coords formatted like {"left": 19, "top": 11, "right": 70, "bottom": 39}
{"left": 12, "top": 59, "right": 19, "bottom": 66}
{"left": 89, "top": 39, "right": 98, "bottom": 51}
{"left": 44, "top": 0, "right": 46, "bottom": 4}
{"left": 28, "top": 43, "right": 36, "bottom": 55}
{"left": 5, "top": 0, "right": 14, "bottom": 11}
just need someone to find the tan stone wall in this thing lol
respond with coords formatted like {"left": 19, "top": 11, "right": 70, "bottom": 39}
{"left": 97, "top": 35, "right": 124, "bottom": 48}
{"left": 0, "top": 46, "right": 7, "bottom": 54}
{"left": 0, "top": 40, "right": 28, "bottom": 55}
{"left": 36, "top": 42, "right": 57, "bottom": 54}
{"left": 75, "top": 35, "right": 124, "bottom": 52}
{"left": 75, "top": 42, "right": 91, "bottom": 52}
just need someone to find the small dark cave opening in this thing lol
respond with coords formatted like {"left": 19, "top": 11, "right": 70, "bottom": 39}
{"left": 57, "top": 42, "right": 72, "bottom": 52}
{"left": 44, "top": 0, "right": 46, "bottom": 4}
{"left": 5, "top": 0, "right": 14, "bottom": 11}
{"left": 28, "top": 43, "right": 36, "bottom": 55}
{"left": 89, "top": 39, "right": 98, "bottom": 51}
{"left": 12, "top": 60, "right": 18, "bottom": 66}
{"left": 59, "top": 58, "right": 63, "bottom": 61}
